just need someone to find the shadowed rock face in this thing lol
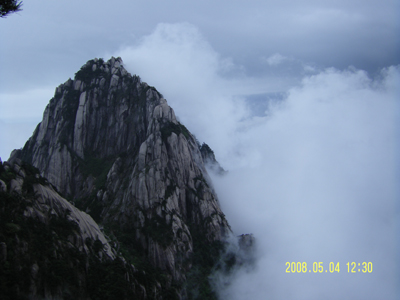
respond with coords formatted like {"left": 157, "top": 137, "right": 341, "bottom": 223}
{"left": 0, "top": 159, "right": 144, "bottom": 299}
{"left": 9, "top": 57, "right": 231, "bottom": 296}
{"left": 1, "top": 158, "right": 114, "bottom": 258}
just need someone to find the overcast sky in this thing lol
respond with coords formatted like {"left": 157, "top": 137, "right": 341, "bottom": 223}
{"left": 0, "top": 1, "right": 399, "bottom": 299}
{"left": 0, "top": 0, "right": 399, "bottom": 158}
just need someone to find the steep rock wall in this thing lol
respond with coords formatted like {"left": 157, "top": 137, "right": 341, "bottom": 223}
{"left": 10, "top": 57, "right": 231, "bottom": 295}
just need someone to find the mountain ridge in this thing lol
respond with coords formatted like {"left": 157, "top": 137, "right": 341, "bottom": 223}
{"left": 4, "top": 56, "right": 242, "bottom": 299}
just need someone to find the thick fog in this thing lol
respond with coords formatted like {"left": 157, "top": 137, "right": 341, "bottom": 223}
{"left": 115, "top": 23, "right": 400, "bottom": 299}
{"left": 209, "top": 68, "right": 399, "bottom": 300}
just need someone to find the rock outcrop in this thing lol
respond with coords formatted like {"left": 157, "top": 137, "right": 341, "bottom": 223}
{"left": 199, "top": 143, "right": 226, "bottom": 175}
{"left": 8, "top": 57, "right": 232, "bottom": 299}
{"left": 0, "top": 159, "right": 144, "bottom": 299}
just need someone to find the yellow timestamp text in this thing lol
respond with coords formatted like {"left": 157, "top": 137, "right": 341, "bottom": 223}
{"left": 346, "top": 262, "right": 373, "bottom": 273}
{"left": 285, "top": 262, "right": 373, "bottom": 273}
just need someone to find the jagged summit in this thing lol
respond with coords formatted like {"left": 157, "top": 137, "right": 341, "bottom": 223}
{"left": 11, "top": 57, "right": 180, "bottom": 196}
{"left": 7, "top": 57, "right": 232, "bottom": 299}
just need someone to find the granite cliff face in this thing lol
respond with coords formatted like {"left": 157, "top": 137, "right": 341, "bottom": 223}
{"left": 8, "top": 57, "right": 232, "bottom": 299}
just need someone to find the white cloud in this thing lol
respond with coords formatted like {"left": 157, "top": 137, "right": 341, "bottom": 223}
{"left": 114, "top": 24, "right": 399, "bottom": 299}
{"left": 114, "top": 23, "right": 280, "bottom": 161}
{"left": 211, "top": 66, "right": 400, "bottom": 300}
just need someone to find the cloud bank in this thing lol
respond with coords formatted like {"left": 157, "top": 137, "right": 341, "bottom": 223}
{"left": 211, "top": 66, "right": 400, "bottom": 300}
{"left": 115, "top": 23, "right": 400, "bottom": 300}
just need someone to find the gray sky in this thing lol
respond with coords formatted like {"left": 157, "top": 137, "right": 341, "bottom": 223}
{"left": 0, "top": 1, "right": 399, "bottom": 299}
{"left": 1, "top": 0, "right": 399, "bottom": 158}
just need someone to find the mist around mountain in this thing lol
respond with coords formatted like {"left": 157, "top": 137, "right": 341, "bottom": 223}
{"left": 2, "top": 52, "right": 398, "bottom": 300}
{"left": 0, "top": 57, "right": 254, "bottom": 299}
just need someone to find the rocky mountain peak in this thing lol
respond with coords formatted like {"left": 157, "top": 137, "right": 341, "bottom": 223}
{"left": 7, "top": 57, "right": 236, "bottom": 299}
